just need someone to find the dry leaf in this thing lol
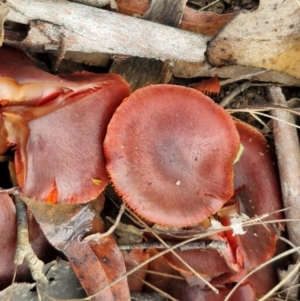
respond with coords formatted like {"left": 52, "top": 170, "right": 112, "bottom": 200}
{"left": 116, "top": 0, "right": 235, "bottom": 36}
{"left": 0, "top": 260, "right": 87, "bottom": 300}
{"left": 181, "top": 7, "right": 235, "bottom": 36}
{"left": 206, "top": 0, "right": 300, "bottom": 79}
{"left": 24, "top": 197, "right": 131, "bottom": 300}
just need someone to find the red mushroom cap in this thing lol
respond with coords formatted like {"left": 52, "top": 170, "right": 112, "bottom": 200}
{"left": 104, "top": 84, "right": 240, "bottom": 226}
{"left": 17, "top": 74, "right": 130, "bottom": 204}
{"left": 0, "top": 46, "right": 131, "bottom": 204}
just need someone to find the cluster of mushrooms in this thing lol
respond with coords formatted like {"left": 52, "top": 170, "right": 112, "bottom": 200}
{"left": 0, "top": 46, "right": 283, "bottom": 300}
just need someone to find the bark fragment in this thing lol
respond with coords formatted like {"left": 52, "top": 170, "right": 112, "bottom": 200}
{"left": 267, "top": 86, "right": 300, "bottom": 247}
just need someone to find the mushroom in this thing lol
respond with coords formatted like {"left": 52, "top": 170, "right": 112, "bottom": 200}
{"left": 232, "top": 119, "right": 283, "bottom": 295}
{"left": 146, "top": 249, "right": 256, "bottom": 301}
{"left": 0, "top": 46, "right": 131, "bottom": 203}
{"left": 192, "top": 74, "right": 221, "bottom": 95}
{"left": 153, "top": 120, "right": 283, "bottom": 297}
{"left": 104, "top": 84, "right": 240, "bottom": 226}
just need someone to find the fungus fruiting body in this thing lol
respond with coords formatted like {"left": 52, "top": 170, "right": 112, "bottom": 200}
{"left": 0, "top": 46, "right": 131, "bottom": 204}
{"left": 156, "top": 119, "right": 283, "bottom": 297}
{"left": 104, "top": 84, "right": 240, "bottom": 226}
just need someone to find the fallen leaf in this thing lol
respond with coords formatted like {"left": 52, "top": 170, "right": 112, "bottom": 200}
{"left": 206, "top": 0, "right": 300, "bottom": 78}
{"left": 181, "top": 7, "right": 236, "bottom": 36}
{"left": 116, "top": 0, "right": 235, "bottom": 36}
{"left": 0, "top": 259, "right": 87, "bottom": 300}
{"left": 24, "top": 196, "right": 131, "bottom": 300}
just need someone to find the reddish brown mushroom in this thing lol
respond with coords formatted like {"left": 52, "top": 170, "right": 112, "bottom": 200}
{"left": 0, "top": 46, "right": 131, "bottom": 204}
{"left": 104, "top": 84, "right": 240, "bottom": 226}
{"left": 146, "top": 249, "right": 256, "bottom": 301}
{"left": 232, "top": 119, "right": 283, "bottom": 296}
{"left": 193, "top": 74, "right": 221, "bottom": 95}
{"left": 152, "top": 120, "right": 283, "bottom": 298}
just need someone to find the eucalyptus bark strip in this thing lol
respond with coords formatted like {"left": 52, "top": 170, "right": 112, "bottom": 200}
{"left": 4, "top": 0, "right": 208, "bottom": 62}
{"left": 267, "top": 86, "right": 300, "bottom": 247}
{"left": 110, "top": 0, "right": 187, "bottom": 90}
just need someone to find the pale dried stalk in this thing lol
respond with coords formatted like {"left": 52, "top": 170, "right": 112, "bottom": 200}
{"left": 267, "top": 86, "right": 300, "bottom": 248}
{"left": 14, "top": 197, "right": 47, "bottom": 284}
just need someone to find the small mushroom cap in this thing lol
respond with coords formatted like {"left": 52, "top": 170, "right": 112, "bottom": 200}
{"left": 104, "top": 84, "right": 240, "bottom": 226}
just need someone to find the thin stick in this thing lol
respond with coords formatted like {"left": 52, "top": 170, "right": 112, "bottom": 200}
{"left": 219, "top": 70, "right": 268, "bottom": 86}
{"left": 231, "top": 110, "right": 300, "bottom": 130}
{"left": 227, "top": 104, "right": 300, "bottom": 116}
{"left": 139, "top": 269, "right": 185, "bottom": 280}
{"left": 118, "top": 239, "right": 227, "bottom": 251}
{"left": 199, "top": 0, "right": 220, "bottom": 11}
{"left": 0, "top": 187, "right": 20, "bottom": 195}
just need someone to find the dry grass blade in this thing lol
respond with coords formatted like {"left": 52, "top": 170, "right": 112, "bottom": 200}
{"left": 132, "top": 275, "right": 179, "bottom": 301}
{"left": 138, "top": 269, "right": 185, "bottom": 280}
{"left": 227, "top": 105, "right": 300, "bottom": 117}
{"left": 228, "top": 108, "right": 300, "bottom": 130}
{"left": 247, "top": 112, "right": 271, "bottom": 132}
{"left": 255, "top": 112, "right": 300, "bottom": 130}
{"left": 199, "top": 0, "right": 221, "bottom": 11}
